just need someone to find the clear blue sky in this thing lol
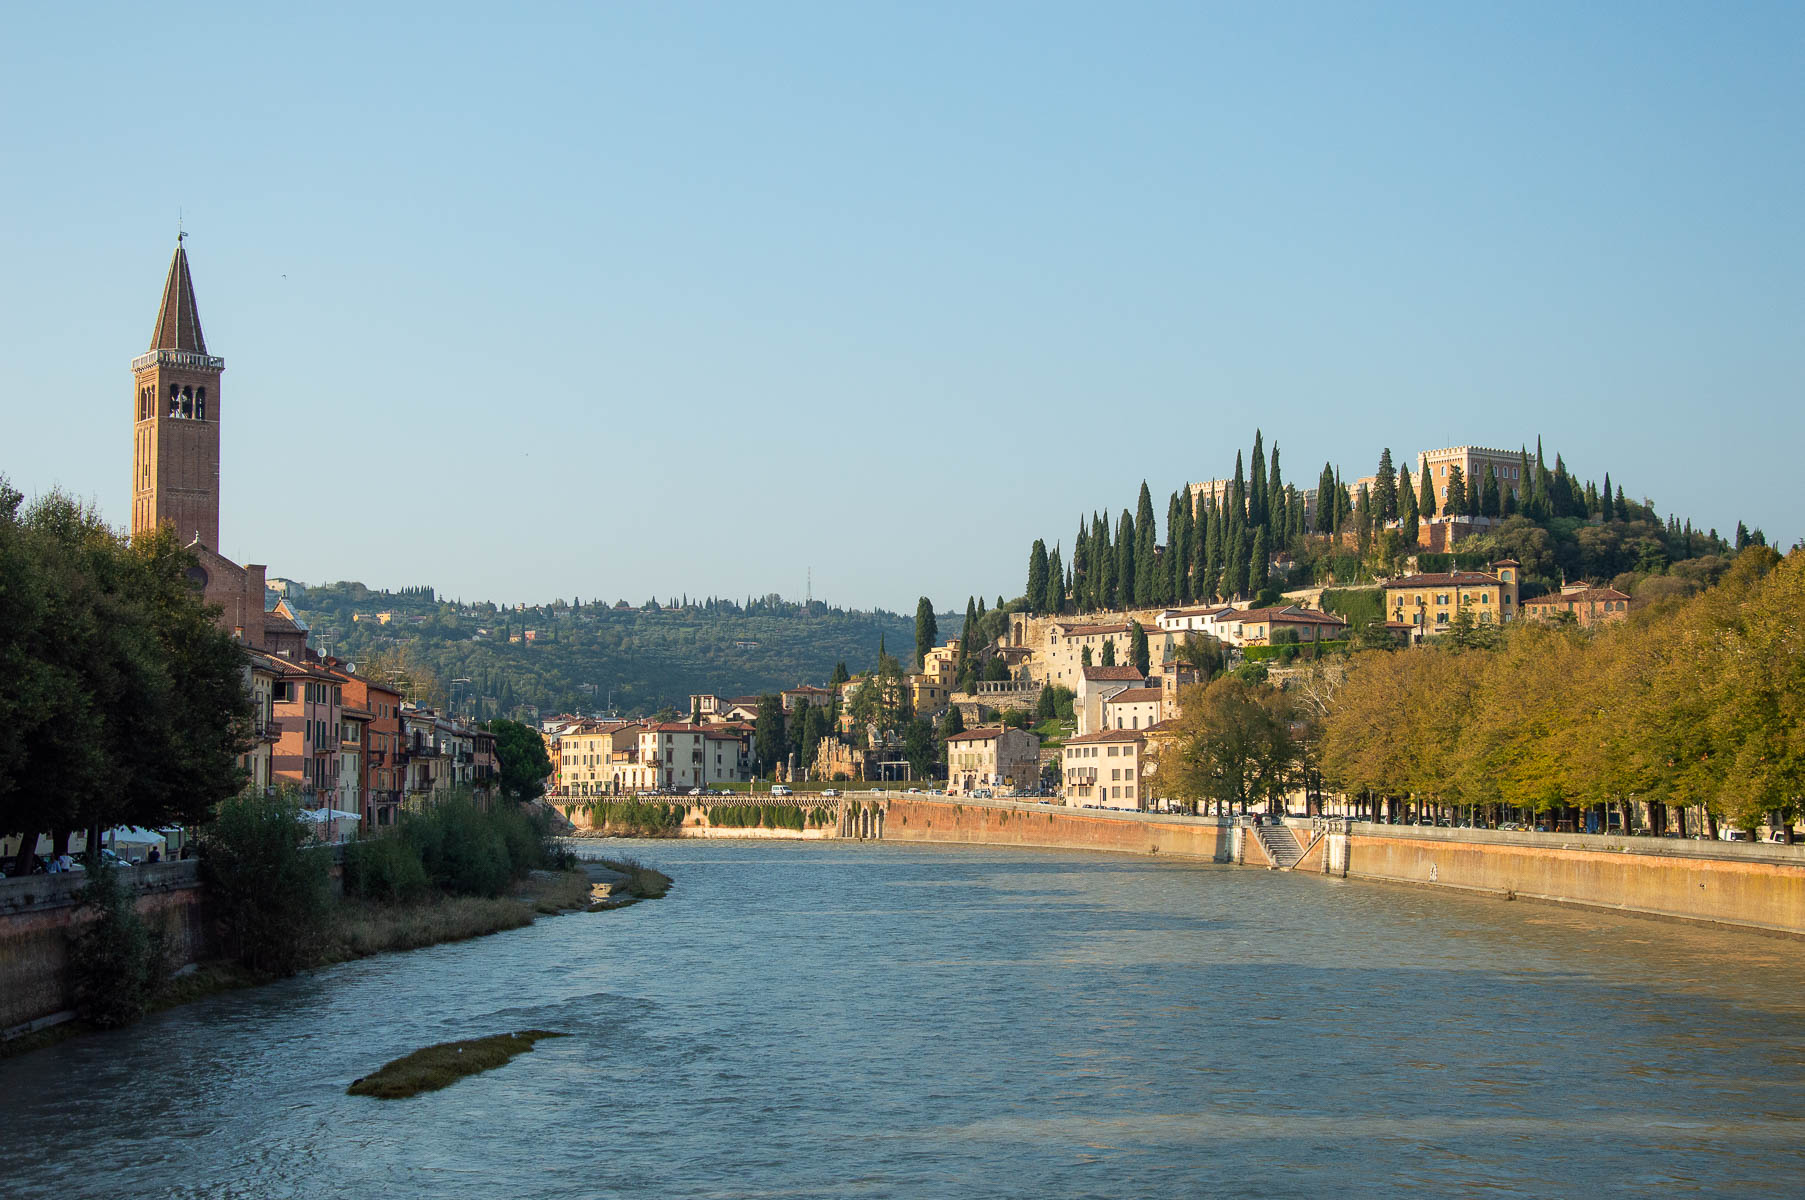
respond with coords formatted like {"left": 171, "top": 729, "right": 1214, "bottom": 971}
{"left": 4, "top": 2, "right": 1799, "bottom": 611}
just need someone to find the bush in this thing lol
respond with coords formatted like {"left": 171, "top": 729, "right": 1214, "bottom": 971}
{"left": 202, "top": 790, "right": 334, "bottom": 976}
{"left": 343, "top": 834, "right": 431, "bottom": 904}
{"left": 68, "top": 862, "right": 171, "bottom": 1028}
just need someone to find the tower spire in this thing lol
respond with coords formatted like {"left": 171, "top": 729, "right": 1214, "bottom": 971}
{"left": 149, "top": 238, "right": 208, "bottom": 354}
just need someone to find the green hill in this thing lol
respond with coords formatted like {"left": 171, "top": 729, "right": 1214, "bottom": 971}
{"left": 283, "top": 584, "right": 946, "bottom": 721}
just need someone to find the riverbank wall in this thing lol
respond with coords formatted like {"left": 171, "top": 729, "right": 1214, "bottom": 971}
{"left": 882, "top": 797, "right": 1805, "bottom": 936}
{"left": 0, "top": 863, "right": 210, "bottom": 1037}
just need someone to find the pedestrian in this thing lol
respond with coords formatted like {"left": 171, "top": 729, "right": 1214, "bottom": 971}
{"left": 147, "top": 846, "right": 161, "bottom": 864}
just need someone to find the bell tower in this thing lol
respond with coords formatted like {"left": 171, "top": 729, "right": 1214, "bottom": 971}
{"left": 131, "top": 234, "right": 224, "bottom": 549}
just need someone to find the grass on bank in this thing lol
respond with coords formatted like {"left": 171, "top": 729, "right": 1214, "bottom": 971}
{"left": 594, "top": 856, "right": 672, "bottom": 899}
{"left": 347, "top": 1030, "right": 568, "bottom": 1099}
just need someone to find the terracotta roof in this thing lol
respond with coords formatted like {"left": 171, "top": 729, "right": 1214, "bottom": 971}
{"left": 1064, "top": 729, "right": 1146, "bottom": 745}
{"left": 1230, "top": 606, "right": 1348, "bottom": 626}
{"left": 1384, "top": 572, "right": 1503, "bottom": 588}
{"left": 149, "top": 240, "right": 209, "bottom": 354}
{"left": 1522, "top": 587, "right": 1629, "bottom": 605}
{"left": 1106, "top": 687, "right": 1164, "bottom": 704}
{"left": 946, "top": 726, "right": 1019, "bottom": 742}
{"left": 1142, "top": 719, "right": 1181, "bottom": 734}
{"left": 1083, "top": 666, "right": 1147, "bottom": 682}
{"left": 1160, "top": 605, "right": 1236, "bottom": 618}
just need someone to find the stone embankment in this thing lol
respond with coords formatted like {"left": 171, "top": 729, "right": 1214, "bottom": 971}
{"left": 880, "top": 795, "right": 1805, "bottom": 937}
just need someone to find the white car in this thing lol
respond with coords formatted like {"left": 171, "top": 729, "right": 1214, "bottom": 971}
{"left": 771, "top": 785, "right": 792, "bottom": 797}
{"left": 822, "top": 788, "right": 840, "bottom": 797}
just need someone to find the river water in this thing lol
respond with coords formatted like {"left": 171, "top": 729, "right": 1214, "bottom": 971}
{"left": 5, "top": 840, "right": 1805, "bottom": 1198}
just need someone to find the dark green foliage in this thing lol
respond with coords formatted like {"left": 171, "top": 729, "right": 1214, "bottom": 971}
{"left": 1374, "top": 448, "right": 1397, "bottom": 521}
{"left": 1100, "top": 639, "right": 1117, "bottom": 666}
{"left": 1315, "top": 463, "right": 1337, "bottom": 533}
{"left": 69, "top": 862, "right": 170, "bottom": 1029}
{"left": 286, "top": 584, "right": 922, "bottom": 721}
{"left": 1320, "top": 588, "right": 1385, "bottom": 630}
{"left": 1114, "top": 510, "right": 1135, "bottom": 609}
{"left": 1444, "top": 464, "right": 1466, "bottom": 518}
{"left": 399, "top": 796, "right": 538, "bottom": 897}
{"left": 343, "top": 833, "right": 432, "bottom": 903}
{"left": 1026, "top": 542, "right": 1049, "bottom": 616}
{"left": 754, "top": 693, "right": 786, "bottom": 773}
{"left": 485, "top": 718, "right": 552, "bottom": 803}
{"left": 1130, "top": 621, "right": 1150, "bottom": 675}
{"left": 1134, "top": 482, "right": 1158, "bottom": 606}
{"left": 201, "top": 790, "right": 334, "bottom": 976}
{"left": 1399, "top": 464, "right": 1419, "bottom": 544}
{"left": 914, "top": 597, "right": 937, "bottom": 666}
{"left": 0, "top": 487, "right": 253, "bottom": 861}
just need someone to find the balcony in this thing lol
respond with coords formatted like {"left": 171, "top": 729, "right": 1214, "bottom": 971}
{"left": 131, "top": 349, "right": 225, "bottom": 372}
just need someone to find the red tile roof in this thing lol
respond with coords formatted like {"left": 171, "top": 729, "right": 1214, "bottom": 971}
{"left": 1385, "top": 572, "right": 1504, "bottom": 588}
{"left": 1522, "top": 587, "right": 1630, "bottom": 605}
{"left": 1106, "top": 687, "right": 1164, "bottom": 704}
{"left": 1082, "top": 666, "right": 1147, "bottom": 682}
{"left": 1063, "top": 729, "right": 1146, "bottom": 745}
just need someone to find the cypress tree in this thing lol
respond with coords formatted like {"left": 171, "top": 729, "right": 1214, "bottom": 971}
{"left": 1399, "top": 464, "right": 1419, "bottom": 546}
{"left": 1418, "top": 468, "right": 1436, "bottom": 525}
{"left": 1374, "top": 448, "right": 1398, "bottom": 521}
{"left": 1092, "top": 512, "right": 1111, "bottom": 610}
{"left": 1481, "top": 470, "right": 1501, "bottom": 518}
{"left": 914, "top": 597, "right": 937, "bottom": 668}
{"left": 1026, "top": 540, "right": 1049, "bottom": 616}
{"left": 1600, "top": 473, "right": 1614, "bottom": 521}
{"left": 963, "top": 597, "right": 977, "bottom": 659}
{"left": 1268, "top": 443, "right": 1285, "bottom": 540}
{"left": 1101, "top": 639, "right": 1117, "bottom": 667}
{"left": 1249, "top": 430, "right": 1268, "bottom": 532}
{"left": 1231, "top": 452, "right": 1246, "bottom": 522}
{"left": 1335, "top": 472, "right": 1353, "bottom": 531}
{"left": 1114, "top": 510, "right": 1136, "bottom": 611}
{"left": 1444, "top": 464, "right": 1466, "bottom": 518}
{"left": 1191, "top": 496, "right": 1211, "bottom": 602}
{"left": 1168, "top": 492, "right": 1189, "bottom": 605}
{"left": 1551, "top": 454, "right": 1571, "bottom": 518}
{"left": 1315, "top": 463, "right": 1337, "bottom": 533}
{"left": 1129, "top": 621, "right": 1150, "bottom": 675}
{"left": 1204, "top": 499, "right": 1223, "bottom": 601}
{"left": 1071, "top": 520, "right": 1090, "bottom": 612}
{"left": 1615, "top": 484, "right": 1627, "bottom": 520}
{"left": 1354, "top": 485, "right": 1374, "bottom": 559}
{"left": 1227, "top": 523, "right": 1250, "bottom": 598}
{"left": 1134, "top": 482, "right": 1157, "bottom": 606}
{"left": 1288, "top": 485, "right": 1306, "bottom": 543}
{"left": 1045, "top": 547, "right": 1065, "bottom": 615}
{"left": 1250, "top": 526, "right": 1270, "bottom": 592}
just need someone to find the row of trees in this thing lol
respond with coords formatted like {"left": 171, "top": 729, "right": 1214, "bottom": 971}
{"left": 1, "top": 480, "right": 253, "bottom": 868}
{"left": 1317, "top": 547, "right": 1803, "bottom": 834}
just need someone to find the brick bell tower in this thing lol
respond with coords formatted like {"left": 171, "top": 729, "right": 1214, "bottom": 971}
{"left": 131, "top": 234, "right": 224, "bottom": 549}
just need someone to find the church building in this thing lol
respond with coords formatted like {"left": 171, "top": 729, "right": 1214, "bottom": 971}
{"left": 131, "top": 238, "right": 300, "bottom": 653}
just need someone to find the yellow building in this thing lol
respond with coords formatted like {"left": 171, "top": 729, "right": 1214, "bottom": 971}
{"left": 1382, "top": 559, "right": 1520, "bottom": 639}
{"left": 1062, "top": 730, "right": 1146, "bottom": 809}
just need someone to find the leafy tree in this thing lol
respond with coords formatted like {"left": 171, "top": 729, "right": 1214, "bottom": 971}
{"left": 914, "top": 596, "right": 938, "bottom": 667}
{"left": 486, "top": 718, "right": 553, "bottom": 802}
{"left": 938, "top": 705, "right": 965, "bottom": 744}
{"left": 1155, "top": 677, "right": 1298, "bottom": 815}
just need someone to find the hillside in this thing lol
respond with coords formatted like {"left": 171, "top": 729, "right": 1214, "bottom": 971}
{"left": 283, "top": 585, "right": 949, "bottom": 720}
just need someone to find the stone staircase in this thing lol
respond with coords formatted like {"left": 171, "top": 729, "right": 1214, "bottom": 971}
{"left": 1252, "top": 823, "right": 1305, "bottom": 869}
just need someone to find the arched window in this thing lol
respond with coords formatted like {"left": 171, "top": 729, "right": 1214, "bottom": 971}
{"left": 181, "top": 386, "right": 193, "bottom": 418}
{"left": 168, "top": 383, "right": 181, "bottom": 417}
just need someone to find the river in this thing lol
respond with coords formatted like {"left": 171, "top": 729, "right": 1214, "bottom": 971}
{"left": 4, "top": 840, "right": 1804, "bottom": 1197}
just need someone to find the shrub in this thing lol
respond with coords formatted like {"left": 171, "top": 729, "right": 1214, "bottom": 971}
{"left": 402, "top": 797, "right": 512, "bottom": 898}
{"left": 202, "top": 790, "right": 334, "bottom": 976}
{"left": 343, "top": 834, "right": 431, "bottom": 904}
{"left": 68, "top": 862, "right": 171, "bottom": 1028}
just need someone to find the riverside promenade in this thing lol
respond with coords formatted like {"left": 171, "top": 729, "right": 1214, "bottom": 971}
{"left": 868, "top": 794, "right": 1805, "bottom": 936}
